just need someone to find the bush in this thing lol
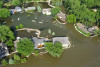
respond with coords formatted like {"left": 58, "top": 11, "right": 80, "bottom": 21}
{"left": 44, "top": 42, "right": 63, "bottom": 57}
{"left": 19, "top": 24, "right": 24, "bottom": 29}
{"left": 1, "top": 59, "right": 8, "bottom": 66}
{"left": 51, "top": 7, "right": 61, "bottom": 16}
{"left": 9, "top": 59, "right": 14, "bottom": 64}
{"left": 16, "top": 26, "right": 19, "bottom": 29}
{"left": 21, "top": 58, "right": 27, "bottom": 63}
{"left": 34, "top": 50, "right": 39, "bottom": 57}
{"left": 14, "top": 55, "right": 20, "bottom": 61}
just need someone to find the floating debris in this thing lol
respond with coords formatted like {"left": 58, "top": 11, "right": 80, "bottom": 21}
{"left": 39, "top": 22, "right": 43, "bottom": 24}
{"left": 18, "top": 18, "right": 20, "bottom": 20}
{"left": 48, "top": 29, "right": 51, "bottom": 34}
{"left": 32, "top": 20, "right": 36, "bottom": 22}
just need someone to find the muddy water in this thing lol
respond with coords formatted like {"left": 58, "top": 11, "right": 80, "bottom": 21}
{"left": 2, "top": 4, "right": 100, "bottom": 67}
{"left": 3, "top": 22, "right": 100, "bottom": 67}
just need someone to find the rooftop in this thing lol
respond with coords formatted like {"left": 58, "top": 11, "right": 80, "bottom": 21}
{"left": 24, "top": 7, "right": 36, "bottom": 11}
{"left": 76, "top": 23, "right": 89, "bottom": 33}
{"left": 57, "top": 12, "right": 66, "bottom": 22}
{"left": 42, "top": 8, "right": 51, "bottom": 15}
{"left": 32, "top": 37, "right": 47, "bottom": 49}
{"left": 0, "top": 42, "right": 9, "bottom": 58}
{"left": 52, "top": 37, "right": 70, "bottom": 46}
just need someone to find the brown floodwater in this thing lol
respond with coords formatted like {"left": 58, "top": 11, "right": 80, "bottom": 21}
{"left": 2, "top": 23, "right": 100, "bottom": 67}
{"left": 2, "top": 3, "right": 100, "bottom": 67}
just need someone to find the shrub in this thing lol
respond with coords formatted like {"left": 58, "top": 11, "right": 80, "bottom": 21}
{"left": 21, "top": 58, "right": 27, "bottom": 63}
{"left": 9, "top": 59, "right": 14, "bottom": 64}
{"left": 14, "top": 55, "right": 20, "bottom": 61}
{"left": 19, "top": 24, "right": 24, "bottom": 29}
{"left": 16, "top": 26, "right": 19, "bottom": 29}
{"left": 1, "top": 59, "right": 8, "bottom": 66}
{"left": 51, "top": 7, "right": 61, "bottom": 16}
{"left": 44, "top": 42, "right": 63, "bottom": 57}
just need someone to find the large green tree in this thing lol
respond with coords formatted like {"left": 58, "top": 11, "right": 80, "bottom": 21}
{"left": 12, "top": 0, "right": 21, "bottom": 6}
{"left": 0, "top": 25, "right": 15, "bottom": 42}
{"left": 44, "top": 42, "right": 63, "bottom": 57}
{"left": 17, "top": 38, "right": 34, "bottom": 56}
{"left": 0, "top": 8, "right": 10, "bottom": 18}
{"left": 66, "top": 14, "right": 76, "bottom": 23}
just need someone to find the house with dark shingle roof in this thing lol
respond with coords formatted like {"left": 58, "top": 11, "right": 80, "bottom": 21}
{"left": 32, "top": 37, "right": 47, "bottom": 49}
{"left": 0, "top": 42, "right": 9, "bottom": 58}
{"left": 52, "top": 37, "right": 70, "bottom": 48}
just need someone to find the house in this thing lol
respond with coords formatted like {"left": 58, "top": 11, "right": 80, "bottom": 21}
{"left": 32, "top": 37, "right": 47, "bottom": 49}
{"left": 10, "top": 7, "right": 22, "bottom": 14}
{"left": 57, "top": 12, "right": 66, "bottom": 22}
{"left": 76, "top": 23, "right": 89, "bottom": 33}
{"left": 0, "top": 42, "right": 9, "bottom": 58}
{"left": 42, "top": 8, "right": 51, "bottom": 15}
{"left": 52, "top": 37, "right": 70, "bottom": 48}
{"left": 24, "top": 7, "right": 36, "bottom": 12}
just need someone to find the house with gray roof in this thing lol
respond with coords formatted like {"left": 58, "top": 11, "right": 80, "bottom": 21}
{"left": 10, "top": 7, "right": 22, "bottom": 14}
{"left": 32, "top": 37, "right": 47, "bottom": 49}
{"left": 42, "top": 8, "right": 51, "bottom": 15}
{"left": 52, "top": 37, "right": 71, "bottom": 48}
{"left": 24, "top": 7, "right": 36, "bottom": 12}
{"left": 0, "top": 42, "right": 9, "bottom": 58}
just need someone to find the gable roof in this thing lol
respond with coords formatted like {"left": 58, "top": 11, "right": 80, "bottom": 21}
{"left": 24, "top": 7, "right": 36, "bottom": 11}
{"left": 52, "top": 37, "right": 70, "bottom": 46}
{"left": 32, "top": 37, "right": 47, "bottom": 48}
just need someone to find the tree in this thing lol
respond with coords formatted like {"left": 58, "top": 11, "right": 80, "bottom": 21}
{"left": 0, "top": 8, "right": 10, "bottom": 18}
{"left": 17, "top": 38, "right": 34, "bottom": 56}
{"left": 12, "top": 0, "right": 21, "bottom": 6}
{"left": 9, "top": 59, "right": 14, "bottom": 64}
{"left": 1, "top": 59, "right": 8, "bottom": 66}
{"left": 51, "top": 7, "right": 61, "bottom": 16}
{"left": 44, "top": 42, "right": 63, "bottom": 57}
{"left": 14, "top": 54, "right": 20, "bottom": 61}
{"left": 0, "top": 1, "right": 3, "bottom": 8}
{"left": 0, "top": 25, "right": 15, "bottom": 42}
{"left": 66, "top": 14, "right": 76, "bottom": 23}
{"left": 6, "top": 40, "right": 14, "bottom": 46}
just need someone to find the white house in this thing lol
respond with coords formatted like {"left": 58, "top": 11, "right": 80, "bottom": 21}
{"left": 42, "top": 8, "right": 51, "bottom": 15}
{"left": 24, "top": 7, "right": 36, "bottom": 12}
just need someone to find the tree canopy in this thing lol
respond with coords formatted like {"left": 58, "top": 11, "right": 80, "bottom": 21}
{"left": 17, "top": 38, "right": 34, "bottom": 56}
{"left": 64, "top": 0, "right": 100, "bottom": 26}
{"left": 0, "top": 25, "right": 15, "bottom": 42}
{"left": 0, "top": 8, "right": 10, "bottom": 18}
{"left": 51, "top": 7, "right": 61, "bottom": 16}
{"left": 44, "top": 42, "right": 63, "bottom": 57}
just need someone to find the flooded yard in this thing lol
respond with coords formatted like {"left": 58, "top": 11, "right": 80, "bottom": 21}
{"left": 2, "top": 3, "right": 100, "bottom": 67}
